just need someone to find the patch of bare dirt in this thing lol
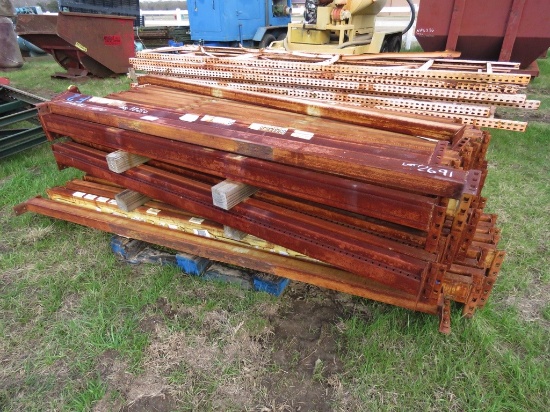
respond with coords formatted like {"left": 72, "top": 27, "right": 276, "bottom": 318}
{"left": 2, "top": 223, "right": 55, "bottom": 250}
{"left": 504, "top": 277, "right": 550, "bottom": 328}
{"left": 495, "top": 107, "right": 550, "bottom": 124}
{"left": 0, "top": 175, "right": 14, "bottom": 188}
{"left": 94, "top": 292, "right": 273, "bottom": 411}
{"left": 121, "top": 376, "right": 177, "bottom": 412}
{"left": 56, "top": 293, "right": 81, "bottom": 320}
{"left": 142, "top": 315, "right": 270, "bottom": 410}
{"left": 137, "top": 314, "right": 165, "bottom": 336}
{"left": 90, "top": 282, "right": 369, "bottom": 411}
{"left": 94, "top": 349, "right": 177, "bottom": 412}
{"left": 258, "top": 283, "right": 365, "bottom": 411}
{"left": 92, "top": 299, "right": 181, "bottom": 411}
{"left": 0, "top": 242, "right": 9, "bottom": 255}
{"left": 0, "top": 350, "right": 71, "bottom": 411}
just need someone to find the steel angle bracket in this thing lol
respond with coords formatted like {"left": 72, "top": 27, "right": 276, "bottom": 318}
{"left": 463, "top": 170, "right": 484, "bottom": 197}
{"left": 428, "top": 141, "right": 451, "bottom": 165}
{"left": 36, "top": 104, "right": 66, "bottom": 142}
{"left": 424, "top": 205, "right": 447, "bottom": 253}
{"left": 419, "top": 263, "right": 447, "bottom": 304}
{"left": 461, "top": 272, "right": 485, "bottom": 318}
{"left": 438, "top": 293, "right": 452, "bottom": 334}
{"left": 457, "top": 208, "right": 483, "bottom": 259}
{"left": 477, "top": 251, "right": 506, "bottom": 309}
{"left": 441, "top": 193, "right": 476, "bottom": 265}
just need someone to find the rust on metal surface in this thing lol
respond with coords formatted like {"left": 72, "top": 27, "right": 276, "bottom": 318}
{"left": 134, "top": 47, "right": 529, "bottom": 82}
{"left": 38, "top": 112, "right": 440, "bottom": 231}
{"left": 40, "top": 92, "right": 476, "bottom": 198}
{"left": 14, "top": 195, "right": 442, "bottom": 315}
{"left": 16, "top": 60, "right": 509, "bottom": 332}
{"left": 136, "top": 75, "right": 466, "bottom": 141}
{"left": 416, "top": 0, "right": 550, "bottom": 70}
{"left": 50, "top": 141, "right": 428, "bottom": 296}
{"left": 499, "top": 0, "right": 527, "bottom": 62}
{"left": 129, "top": 46, "right": 537, "bottom": 131}
{"left": 16, "top": 12, "right": 135, "bottom": 78}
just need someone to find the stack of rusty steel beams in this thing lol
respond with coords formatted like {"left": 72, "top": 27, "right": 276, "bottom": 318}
{"left": 129, "top": 45, "right": 538, "bottom": 132}
{"left": 15, "top": 75, "right": 507, "bottom": 333}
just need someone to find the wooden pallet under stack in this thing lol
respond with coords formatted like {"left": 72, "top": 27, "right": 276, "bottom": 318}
{"left": 15, "top": 76, "right": 508, "bottom": 333}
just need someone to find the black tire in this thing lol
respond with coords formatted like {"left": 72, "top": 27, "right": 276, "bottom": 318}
{"left": 380, "top": 38, "right": 390, "bottom": 53}
{"left": 277, "top": 32, "right": 287, "bottom": 41}
{"left": 259, "top": 33, "right": 277, "bottom": 49}
{"left": 389, "top": 35, "right": 402, "bottom": 53}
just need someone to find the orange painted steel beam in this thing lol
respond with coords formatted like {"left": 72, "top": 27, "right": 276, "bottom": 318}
{"left": 137, "top": 74, "right": 467, "bottom": 141}
{"left": 51, "top": 141, "right": 428, "bottom": 296}
{"left": 39, "top": 112, "right": 439, "bottom": 231}
{"left": 40, "top": 93, "right": 481, "bottom": 199}
{"left": 13, "top": 196, "right": 441, "bottom": 317}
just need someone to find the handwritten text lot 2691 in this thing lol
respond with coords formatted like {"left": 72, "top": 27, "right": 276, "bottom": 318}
{"left": 401, "top": 162, "right": 454, "bottom": 178}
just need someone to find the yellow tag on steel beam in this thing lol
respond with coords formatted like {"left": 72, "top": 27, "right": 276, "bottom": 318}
{"left": 75, "top": 42, "right": 88, "bottom": 52}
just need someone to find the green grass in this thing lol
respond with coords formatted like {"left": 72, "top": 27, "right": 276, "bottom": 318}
{"left": 340, "top": 305, "right": 549, "bottom": 410}
{"left": 1, "top": 56, "right": 550, "bottom": 411}
{"left": 1, "top": 56, "right": 131, "bottom": 98}
{"left": 531, "top": 57, "right": 550, "bottom": 91}
{"left": 331, "top": 62, "right": 550, "bottom": 411}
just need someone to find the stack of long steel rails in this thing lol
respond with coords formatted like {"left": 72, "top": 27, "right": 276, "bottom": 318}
{"left": 134, "top": 26, "right": 191, "bottom": 49}
{"left": 0, "top": 85, "right": 47, "bottom": 159}
{"left": 129, "top": 46, "right": 538, "bottom": 132}
{"left": 14, "top": 76, "right": 506, "bottom": 333}
{"left": 44, "top": 178, "right": 315, "bottom": 261}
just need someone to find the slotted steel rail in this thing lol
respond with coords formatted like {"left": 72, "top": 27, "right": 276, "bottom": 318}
{"left": 129, "top": 46, "right": 537, "bottom": 132}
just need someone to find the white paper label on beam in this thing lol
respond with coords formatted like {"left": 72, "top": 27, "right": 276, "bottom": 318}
{"left": 201, "top": 115, "right": 235, "bottom": 126}
{"left": 180, "top": 114, "right": 200, "bottom": 122}
{"left": 291, "top": 130, "right": 314, "bottom": 140}
{"left": 249, "top": 123, "right": 288, "bottom": 135}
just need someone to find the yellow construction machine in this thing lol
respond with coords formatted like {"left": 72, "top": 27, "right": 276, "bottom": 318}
{"left": 277, "top": 0, "right": 415, "bottom": 55}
